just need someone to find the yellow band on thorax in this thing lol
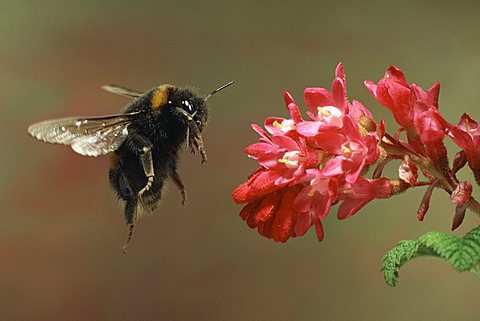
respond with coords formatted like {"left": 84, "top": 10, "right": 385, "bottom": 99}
{"left": 151, "top": 84, "right": 176, "bottom": 109}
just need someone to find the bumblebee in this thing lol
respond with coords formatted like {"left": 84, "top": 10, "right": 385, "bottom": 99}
{"left": 28, "top": 81, "right": 234, "bottom": 252}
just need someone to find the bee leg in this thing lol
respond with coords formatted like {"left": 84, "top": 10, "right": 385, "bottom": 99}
{"left": 138, "top": 146, "right": 155, "bottom": 197}
{"left": 188, "top": 123, "right": 197, "bottom": 154}
{"left": 190, "top": 134, "right": 207, "bottom": 163}
{"left": 194, "top": 136, "right": 208, "bottom": 164}
{"left": 122, "top": 199, "right": 138, "bottom": 254}
{"left": 185, "top": 125, "right": 190, "bottom": 150}
{"left": 188, "top": 122, "right": 208, "bottom": 164}
{"left": 110, "top": 166, "right": 139, "bottom": 253}
{"left": 123, "top": 224, "right": 135, "bottom": 254}
{"left": 169, "top": 168, "right": 188, "bottom": 205}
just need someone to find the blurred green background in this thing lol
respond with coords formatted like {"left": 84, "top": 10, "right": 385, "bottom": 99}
{"left": 2, "top": 0, "right": 480, "bottom": 320}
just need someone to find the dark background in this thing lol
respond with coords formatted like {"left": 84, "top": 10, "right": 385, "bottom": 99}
{"left": 2, "top": 1, "right": 480, "bottom": 320}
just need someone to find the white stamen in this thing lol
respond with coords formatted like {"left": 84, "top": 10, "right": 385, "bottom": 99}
{"left": 273, "top": 119, "right": 296, "bottom": 132}
{"left": 317, "top": 106, "right": 343, "bottom": 127}
{"left": 278, "top": 150, "right": 305, "bottom": 168}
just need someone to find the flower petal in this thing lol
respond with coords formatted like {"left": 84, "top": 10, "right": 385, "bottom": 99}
{"left": 331, "top": 78, "right": 347, "bottom": 109}
{"left": 296, "top": 121, "right": 322, "bottom": 137}
{"left": 264, "top": 117, "right": 288, "bottom": 135}
{"left": 284, "top": 91, "right": 295, "bottom": 105}
{"left": 314, "top": 219, "right": 324, "bottom": 241}
{"left": 293, "top": 186, "right": 314, "bottom": 213}
{"left": 321, "top": 157, "right": 344, "bottom": 177}
{"left": 251, "top": 123, "right": 270, "bottom": 141}
{"left": 245, "top": 142, "right": 276, "bottom": 158}
{"left": 294, "top": 211, "right": 312, "bottom": 236}
{"left": 427, "top": 82, "right": 440, "bottom": 109}
{"left": 239, "top": 201, "right": 260, "bottom": 227}
{"left": 271, "top": 134, "right": 300, "bottom": 150}
{"left": 335, "top": 62, "right": 346, "bottom": 83}
{"left": 304, "top": 87, "right": 333, "bottom": 111}
{"left": 272, "top": 188, "right": 298, "bottom": 242}
{"left": 254, "top": 192, "right": 280, "bottom": 223}
{"left": 364, "top": 80, "right": 377, "bottom": 97}
{"left": 233, "top": 182, "right": 251, "bottom": 204}
{"left": 287, "top": 103, "right": 303, "bottom": 123}
{"left": 313, "top": 194, "right": 332, "bottom": 220}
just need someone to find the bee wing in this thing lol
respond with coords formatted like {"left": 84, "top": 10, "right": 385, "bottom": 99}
{"left": 101, "top": 85, "right": 143, "bottom": 98}
{"left": 28, "top": 111, "right": 141, "bottom": 157}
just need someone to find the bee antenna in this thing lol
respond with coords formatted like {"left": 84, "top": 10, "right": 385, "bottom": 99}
{"left": 204, "top": 81, "right": 235, "bottom": 101}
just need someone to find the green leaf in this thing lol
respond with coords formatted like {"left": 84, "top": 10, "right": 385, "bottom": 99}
{"left": 381, "top": 225, "right": 480, "bottom": 287}
{"left": 381, "top": 240, "right": 419, "bottom": 287}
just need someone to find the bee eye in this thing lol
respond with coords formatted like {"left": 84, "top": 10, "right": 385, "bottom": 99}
{"left": 182, "top": 100, "right": 194, "bottom": 113}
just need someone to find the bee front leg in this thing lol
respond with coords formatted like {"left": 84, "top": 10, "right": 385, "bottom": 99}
{"left": 138, "top": 146, "right": 154, "bottom": 197}
{"left": 188, "top": 122, "right": 208, "bottom": 164}
{"left": 169, "top": 167, "right": 187, "bottom": 205}
{"left": 193, "top": 136, "right": 208, "bottom": 164}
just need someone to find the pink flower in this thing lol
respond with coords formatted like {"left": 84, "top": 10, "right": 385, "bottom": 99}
{"left": 398, "top": 155, "right": 418, "bottom": 186}
{"left": 337, "top": 177, "right": 395, "bottom": 220}
{"left": 233, "top": 167, "right": 280, "bottom": 204}
{"left": 296, "top": 106, "right": 344, "bottom": 136}
{"left": 450, "top": 181, "right": 472, "bottom": 205}
{"left": 413, "top": 100, "right": 449, "bottom": 168}
{"left": 322, "top": 117, "right": 379, "bottom": 183}
{"left": 448, "top": 114, "right": 480, "bottom": 183}
{"left": 245, "top": 125, "right": 319, "bottom": 186}
{"left": 264, "top": 94, "right": 303, "bottom": 136}
{"left": 298, "top": 107, "right": 381, "bottom": 184}
{"left": 450, "top": 181, "right": 472, "bottom": 231}
{"left": 364, "top": 66, "right": 413, "bottom": 128}
{"left": 365, "top": 66, "right": 443, "bottom": 158}
{"left": 232, "top": 97, "right": 318, "bottom": 207}
{"left": 293, "top": 169, "right": 337, "bottom": 239}
{"left": 238, "top": 187, "right": 302, "bottom": 242}
{"left": 304, "top": 63, "right": 348, "bottom": 113}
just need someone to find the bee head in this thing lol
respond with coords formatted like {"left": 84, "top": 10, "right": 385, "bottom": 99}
{"left": 148, "top": 85, "right": 206, "bottom": 130}
{"left": 150, "top": 81, "right": 234, "bottom": 132}
{"left": 172, "top": 87, "right": 208, "bottom": 132}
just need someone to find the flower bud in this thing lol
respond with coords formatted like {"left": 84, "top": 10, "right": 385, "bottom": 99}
{"left": 450, "top": 181, "right": 472, "bottom": 205}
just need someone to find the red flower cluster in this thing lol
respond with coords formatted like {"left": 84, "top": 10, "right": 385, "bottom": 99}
{"left": 233, "top": 63, "right": 480, "bottom": 242}
{"left": 365, "top": 66, "right": 448, "bottom": 171}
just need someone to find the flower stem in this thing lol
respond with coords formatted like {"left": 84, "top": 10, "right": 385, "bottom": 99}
{"left": 379, "top": 139, "right": 480, "bottom": 218}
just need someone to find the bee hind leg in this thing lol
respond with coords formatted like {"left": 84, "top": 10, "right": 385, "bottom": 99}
{"left": 120, "top": 171, "right": 138, "bottom": 253}
{"left": 169, "top": 167, "right": 188, "bottom": 205}
{"left": 110, "top": 167, "right": 140, "bottom": 253}
{"left": 122, "top": 198, "right": 138, "bottom": 254}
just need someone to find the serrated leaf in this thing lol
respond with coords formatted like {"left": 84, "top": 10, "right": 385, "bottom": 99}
{"left": 382, "top": 240, "right": 421, "bottom": 287}
{"left": 382, "top": 225, "right": 480, "bottom": 286}
{"left": 419, "top": 226, "right": 480, "bottom": 272}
